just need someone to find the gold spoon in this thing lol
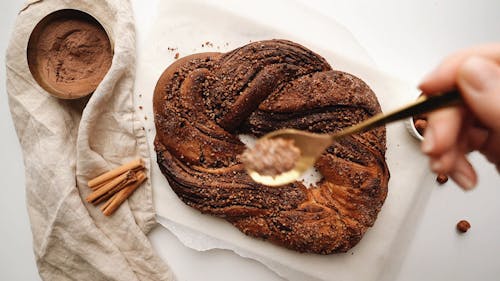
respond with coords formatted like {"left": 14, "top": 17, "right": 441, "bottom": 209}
{"left": 247, "top": 90, "right": 461, "bottom": 186}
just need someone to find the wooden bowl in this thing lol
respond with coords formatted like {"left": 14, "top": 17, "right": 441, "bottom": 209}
{"left": 27, "top": 9, "right": 113, "bottom": 99}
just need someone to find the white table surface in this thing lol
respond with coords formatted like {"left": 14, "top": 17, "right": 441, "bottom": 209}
{"left": 1, "top": 1, "right": 499, "bottom": 280}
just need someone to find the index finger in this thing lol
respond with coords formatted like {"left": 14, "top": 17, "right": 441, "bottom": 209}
{"left": 419, "top": 43, "right": 500, "bottom": 94}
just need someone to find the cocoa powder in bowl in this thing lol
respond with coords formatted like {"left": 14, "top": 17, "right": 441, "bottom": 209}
{"left": 27, "top": 9, "right": 113, "bottom": 99}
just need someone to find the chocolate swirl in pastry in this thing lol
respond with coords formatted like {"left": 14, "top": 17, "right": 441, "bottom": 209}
{"left": 153, "top": 39, "right": 389, "bottom": 254}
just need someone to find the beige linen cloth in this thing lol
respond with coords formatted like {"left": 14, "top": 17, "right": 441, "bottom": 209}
{"left": 6, "top": 0, "right": 173, "bottom": 280}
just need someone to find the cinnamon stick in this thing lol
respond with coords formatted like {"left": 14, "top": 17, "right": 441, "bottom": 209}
{"left": 91, "top": 179, "right": 110, "bottom": 191}
{"left": 86, "top": 170, "right": 136, "bottom": 204}
{"left": 102, "top": 171, "right": 147, "bottom": 216}
{"left": 92, "top": 175, "right": 136, "bottom": 205}
{"left": 91, "top": 166, "right": 143, "bottom": 192}
{"left": 88, "top": 158, "right": 144, "bottom": 189}
{"left": 100, "top": 192, "right": 118, "bottom": 211}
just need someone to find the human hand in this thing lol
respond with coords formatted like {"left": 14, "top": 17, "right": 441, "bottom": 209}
{"left": 419, "top": 43, "right": 500, "bottom": 190}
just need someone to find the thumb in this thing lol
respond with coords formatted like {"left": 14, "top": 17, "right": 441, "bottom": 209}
{"left": 457, "top": 56, "right": 500, "bottom": 131}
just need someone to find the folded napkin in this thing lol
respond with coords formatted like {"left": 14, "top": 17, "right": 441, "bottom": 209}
{"left": 6, "top": 0, "right": 173, "bottom": 280}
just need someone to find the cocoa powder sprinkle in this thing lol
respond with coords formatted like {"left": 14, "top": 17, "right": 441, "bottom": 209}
{"left": 28, "top": 12, "right": 112, "bottom": 98}
{"left": 240, "top": 138, "right": 301, "bottom": 177}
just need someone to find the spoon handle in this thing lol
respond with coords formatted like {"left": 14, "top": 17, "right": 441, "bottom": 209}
{"left": 331, "top": 90, "right": 462, "bottom": 140}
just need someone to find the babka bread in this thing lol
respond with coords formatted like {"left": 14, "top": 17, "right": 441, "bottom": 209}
{"left": 153, "top": 39, "right": 389, "bottom": 254}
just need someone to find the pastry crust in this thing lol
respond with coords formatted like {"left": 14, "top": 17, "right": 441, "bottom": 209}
{"left": 153, "top": 39, "right": 389, "bottom": 254}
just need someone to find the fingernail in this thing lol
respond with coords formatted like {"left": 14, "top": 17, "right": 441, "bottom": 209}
{"left": 451, "top": 170, "right": 476, "bottom": 191}
{"left": 420, "top": 66, "right": 441, "bottom": 85}
{"left": 419, "top": 74, "right": 434, "bottom": 87}
{"left": 459, "top": 56, "right": 498, "bottom": 93}
{"left": 421, "top": 127, "right": 434, "bottom": 153}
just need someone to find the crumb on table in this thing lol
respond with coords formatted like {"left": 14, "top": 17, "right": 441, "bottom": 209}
{"left": 437, "top": 174, "right": 448, "bottom": 184}
{"left": 457, "top": 220, "right": 471, "bottom": 233}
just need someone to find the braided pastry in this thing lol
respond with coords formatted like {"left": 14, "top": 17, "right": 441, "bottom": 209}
{"left": 153, "top": 39, "right": 389, "bottom": 254}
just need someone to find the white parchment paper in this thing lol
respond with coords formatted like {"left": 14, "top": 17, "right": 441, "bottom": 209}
{"left": 134, "top": 1, "right": 436, "bottom": 280}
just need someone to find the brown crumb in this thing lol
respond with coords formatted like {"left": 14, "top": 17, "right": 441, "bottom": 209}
{"left": 174, "top": 52, "right": 179, "bottom": 59}
{"left": 414, "top": 118, "right": 427, "bottom": 136}
{"left": 144, "top": 116, "right": 148, "bottom": 120}
{"left": 138, "top": 105, "right": 143, "bottom": 110}
{"left": 436, "top": 174, "right": 448, "bottom": 184}
{"left": 456, "top": 220, "right": 471, "bottom": 233}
